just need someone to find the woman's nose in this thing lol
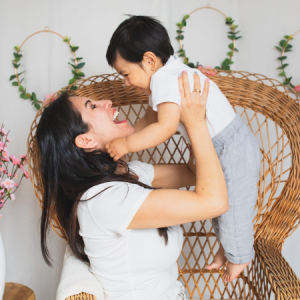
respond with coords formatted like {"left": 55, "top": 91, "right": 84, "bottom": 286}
{"left": 103, "top": 100, "right": 112, "bottom": 109}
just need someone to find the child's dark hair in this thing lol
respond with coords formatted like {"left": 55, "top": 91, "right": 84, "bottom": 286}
{"left": 106, "top": 15, "right": 174, "bottom": 67}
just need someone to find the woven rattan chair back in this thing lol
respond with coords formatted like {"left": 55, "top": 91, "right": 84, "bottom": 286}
{"left": 27, "top": 72, "right": 300, "bottom": 300}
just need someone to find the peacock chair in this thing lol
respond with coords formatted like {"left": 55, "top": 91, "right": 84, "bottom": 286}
{"left": 27, "top": 71, "right": 300, "bottom": 300}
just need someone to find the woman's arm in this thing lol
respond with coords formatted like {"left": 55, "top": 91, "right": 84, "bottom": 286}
{"left": 128, "top": 72, "right": 228, "bottom": 229}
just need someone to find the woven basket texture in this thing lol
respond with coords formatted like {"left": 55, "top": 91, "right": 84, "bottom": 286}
{"left": 27, "top": 71, "right": 300, "bottom": 300}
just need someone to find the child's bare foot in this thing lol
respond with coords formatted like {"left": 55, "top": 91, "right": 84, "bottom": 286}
{"left": 206, "top": 245, "right": 227, "bottom": 270}
{"left": 222, "top": 261, "right": 251, "bottom": 282}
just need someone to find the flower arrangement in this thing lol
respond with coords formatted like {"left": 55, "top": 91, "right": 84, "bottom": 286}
{"left": 0, "top": 125, "right": 29, "bottom": 219}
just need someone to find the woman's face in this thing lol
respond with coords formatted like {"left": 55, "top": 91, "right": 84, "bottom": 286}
{"left": 70, "top": 96, "right": 134, "bottom": 150}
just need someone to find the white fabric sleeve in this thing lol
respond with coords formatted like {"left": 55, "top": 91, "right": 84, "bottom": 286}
{"left": 87, "top": 182, "right": 152, "bottom": 236}
{"left": 128, "top": 161, "right": 154, "bottom": 186}
{"left": 151, "top": 74, "right": 181, "bottom": 112}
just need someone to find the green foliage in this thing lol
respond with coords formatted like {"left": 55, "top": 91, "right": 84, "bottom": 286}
{"left": 10, "top": 35, "right": 86, "bottom": 110}
{"left": 176, "top": 13, "right": 241, "bottom": 70}
{"left": 275, "top": 34, "right": 299, "bottom": 92}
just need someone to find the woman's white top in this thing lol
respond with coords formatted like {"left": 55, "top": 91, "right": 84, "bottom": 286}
{"left": 77, "top": 161, "right": 184, "bottom": 300}
{"left": 149, "top": 56, "right": 236, "bottom": 141}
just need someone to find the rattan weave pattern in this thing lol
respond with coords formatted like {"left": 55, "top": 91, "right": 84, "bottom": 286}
{"left": 27, "top": 71, "right": 300, "bottom": 300}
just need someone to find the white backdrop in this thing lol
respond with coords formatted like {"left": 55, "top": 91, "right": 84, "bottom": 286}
{"left": 0, "top": 0, "right": 299, "bottom": 299}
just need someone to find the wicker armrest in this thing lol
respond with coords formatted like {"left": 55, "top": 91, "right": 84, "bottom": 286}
{"left": 253, "top": 241, "right": 300, "bottom": 300}
{"left": 66, "top": 292, "right": 96, "bottom": 300}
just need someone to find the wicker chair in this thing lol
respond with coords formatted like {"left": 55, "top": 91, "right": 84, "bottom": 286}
{"left": 27, "top": 71, "right": 300, "bottom": 300}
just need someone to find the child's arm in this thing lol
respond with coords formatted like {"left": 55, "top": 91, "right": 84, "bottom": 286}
{"left": 133, "top": 105, "right": 158, "bottom": 133}
{"left": 106, "top": 102, "right": 180, "bottom": 161}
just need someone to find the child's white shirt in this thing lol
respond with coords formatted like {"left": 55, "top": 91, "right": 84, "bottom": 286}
{"left": 149, "top": 56, "right": 236, "bottom": 142}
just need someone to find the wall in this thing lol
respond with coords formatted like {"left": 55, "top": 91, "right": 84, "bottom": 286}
{"left": 0, "top": 0, "right": 299, "bottom": 299}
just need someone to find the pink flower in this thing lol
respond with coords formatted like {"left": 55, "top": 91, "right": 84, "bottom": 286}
{"left": 14, "top": 183, "right": 18, "bottom": 187}
{"left": 20, "top": 164, "right": 24, "bottom": 171}
{"left": 6, "top": 136, "right": 12, "bottom": 143}
{"left": 0, "top": 214, "right": 2, "bottom": 220}
{"left": 0, "top": 129, "right": 7, "bottom": 136}
{"left": 0, "top": 168, "right": 5, "bottom": 173}
{"left": 44, "top": 93, "right": 57, "bottom": 102}
{"left": 0, "top": 189, "right": 4, "bottom": 194}
{"left": 8, "top": 173, "right": 11, "bottom": 177}
{"left": 1, "top": 158, "right": 8, "bottom": 162}
{"left": 14, "top": 174, "right": 18, "bottom": 179}
{"left": 20, "top": 154, "right": 26, "bottom": 159}
{"left": 23, "top": 170, "right": 29, "bottom": 180}
{"left": 197, "top": 65, "right": 203, "bottom": 70}
{"left": 205, "top": 65, "right": 212, "bottom": 69}
{"left": 2, "top": 178, "right": 14, "bottom": 189}
{"left": 205, "top": 70, "right": 217, "bottom": 76}
{"left": 10, "top": 194, "right": 15, "bottom": 201}
{"left": 295, "top": 85, "right": 300, "bottom": 92}
{"left": 0, "top": 141, "right": 7, "bottom": 152}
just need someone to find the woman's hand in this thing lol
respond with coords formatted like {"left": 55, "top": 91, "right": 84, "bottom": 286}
{"left": 178, "top": 71, "right": 209, "bottom": 130}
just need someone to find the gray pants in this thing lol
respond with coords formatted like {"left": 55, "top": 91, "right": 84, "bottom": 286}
{"left": 212, "top": 115, "right": 260, "bottom": 264}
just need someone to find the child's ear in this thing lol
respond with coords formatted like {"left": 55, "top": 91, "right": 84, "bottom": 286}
{"left": 143, "top": 51, "right": 158, "bottom": 70}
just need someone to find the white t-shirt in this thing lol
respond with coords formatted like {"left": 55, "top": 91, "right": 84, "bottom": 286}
{"left": 77, "top": 161, "right": 184, "bottom": 300}
{"left": 149, "top": 56, "right": 236, "bottom": 141}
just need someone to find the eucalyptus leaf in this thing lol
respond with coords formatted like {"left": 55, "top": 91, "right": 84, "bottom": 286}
{"left": 287, "top": 44, "right": 292, "bottom": 48}
{"left": 229, "top": 43, "right": 234, "bottom": 50}
{"left": 278, "top": 56, "right": 287, "bottom": 61}
{"left": 176, "top": 22, "right": 183, "bottom": 27}
{"left": 275, "top": 46, "right": 282, "bottom": 52}
{"left": 235, "top": 36, "right": 242, "bottom": 40}
{"left": 77, "top": 72, "right": 85, "bottom": 77}
{"left": 13, "top": 52, "right": 22, "bottom": 58}
{"left": 77, "top": 62, "right": 85, "bottom": 69}
{"left": 13, "top": 57, "right": 21, "bottom": 62}
{"left": 19, "top": 85, "right": 24, "bottom": 92}
{"left": 9, "top": 75, "right": 16, "bottom": 81}
{"left": 70, "top": 46, "right": 79, "bottom": 52}
{"left": 182, "top": 19, "right": 186, "bottom": 26}
{"left": 176, "top": 30, "right": 183, "bottom": 34}
{"left": 183, "top": 14, "right": 190, "bottom": 20}
{"left": 68, "top": 62, "right": 77, "bottom": 69}
{"left": 34, "top": 103, "right": 41, "bottom": 110}
{"left": 12, "top": 81, "right": 19, "bottom": 86}
{"left": 12, "top": 63, "right": 20, "bottom": 68}
{"left": 31, "top": 92, "right": 37, "bottom": 101}
{"left": 227, "top": 51, "right": 233, "bottom": 57}
{"left": 69, "top": 78, "right": 76, "bottom": 84}
{"left": 70, "top": 85, "right": 78, "bottom": 90}
{"left": 279, "top": 71, "right": 286, "bottom": 76}
{"left": 228, "top": 35, "right": 235, "bottom": 40}
{"left": 280, "top": 40, "right": 287, "bottom": 47}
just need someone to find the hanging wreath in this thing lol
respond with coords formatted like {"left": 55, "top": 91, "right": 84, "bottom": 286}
{"left": 176, "top": 4, "right": 241, "bottom": 70}
{"left": 9, "top": 27, "right": 86, "bottom": 110}
{"left": 275, "top": 30, "right": 300, "bottom": 94}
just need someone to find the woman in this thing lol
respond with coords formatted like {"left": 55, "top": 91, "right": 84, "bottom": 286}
{"left": 36, "top": 72, "right": 228, "bottom": 300}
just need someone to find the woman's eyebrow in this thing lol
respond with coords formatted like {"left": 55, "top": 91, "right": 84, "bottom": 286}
{"left": 84, "top": 100, "right": 91, "bottom": 108}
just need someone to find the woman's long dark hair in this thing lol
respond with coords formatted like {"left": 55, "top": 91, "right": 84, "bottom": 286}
{"left": 36, "top": 93, "right": 168, "bottom": 266}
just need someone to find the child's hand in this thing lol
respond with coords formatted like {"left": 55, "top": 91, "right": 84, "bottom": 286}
{"left": 106, "top": 137, "right": 129, "bottom": 161}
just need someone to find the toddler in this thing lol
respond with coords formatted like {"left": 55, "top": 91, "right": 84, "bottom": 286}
{"left": 105, "top": 16, "right": 260, "bottom": 282}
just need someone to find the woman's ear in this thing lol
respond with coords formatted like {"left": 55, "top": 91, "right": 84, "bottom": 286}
{"left": 75, "top": 133, "right": 98, "bottom": 150}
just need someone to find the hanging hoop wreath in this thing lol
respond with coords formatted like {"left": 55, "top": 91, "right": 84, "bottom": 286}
{"left": 275, "top": 30, "right": 300, "bottom": 94}
{"left": 9, "top": 27, "right": 85, "bottom": 110}
{"left": 176, "top": 4, "right": 241, "bottom": 71}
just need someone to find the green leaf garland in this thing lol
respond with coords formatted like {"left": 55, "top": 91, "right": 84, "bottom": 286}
{"left": 10, "top": 33, "right": 86, "bottom": 110}
{"left": 275, "top": 31, "right": 300, "bottom": 94}
{"left": 176, "top": 11, "right": 241, "bottom": 70}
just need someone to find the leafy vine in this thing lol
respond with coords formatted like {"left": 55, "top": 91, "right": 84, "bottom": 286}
{"left": 9, "top": 30, "right": 85, "bottom": 110}
{"left": 176, "top": 11, "right": 241, "bottom": 70}
{"left": 275, "top": 32, "right": 300, "bottom": 93}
